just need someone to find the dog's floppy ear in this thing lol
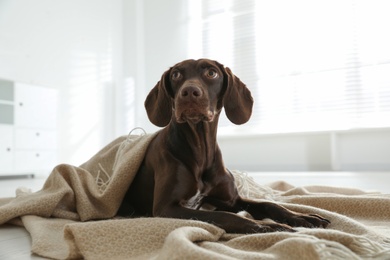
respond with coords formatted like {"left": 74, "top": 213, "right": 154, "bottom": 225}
{"left": 144, "top": 69, "right": 173, "bottom": 127}
{"left": 219, "top": 65, "right": 254, "bottom": 125}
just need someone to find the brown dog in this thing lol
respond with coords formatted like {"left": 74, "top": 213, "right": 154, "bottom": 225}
{"left": 119, "top": 59, "right": 330, "bottom": 233}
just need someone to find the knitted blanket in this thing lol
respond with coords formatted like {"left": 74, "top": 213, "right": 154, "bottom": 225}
{"left": 1, "top": 133, "right": 390, "bottom": 259}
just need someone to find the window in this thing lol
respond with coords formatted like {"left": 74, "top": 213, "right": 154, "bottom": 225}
{"left": 187, "top": 0, "right": 390, "bottom": 134}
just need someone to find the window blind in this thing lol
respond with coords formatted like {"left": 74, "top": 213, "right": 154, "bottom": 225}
{"left": 187, "top": 0, "right": 390, "bottom": 134}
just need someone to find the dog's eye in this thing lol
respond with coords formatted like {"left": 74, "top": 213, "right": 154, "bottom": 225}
{"left": 205, "top": 68, "right": 219, "bottom": 79}
{"left": 171, "top": 71, "right": 182, "bottom": 80}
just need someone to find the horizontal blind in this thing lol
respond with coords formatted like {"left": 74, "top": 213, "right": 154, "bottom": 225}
{"left": 190, "top": 0, "right": 390, "bottom": 134}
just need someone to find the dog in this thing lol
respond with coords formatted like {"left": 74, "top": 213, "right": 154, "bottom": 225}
{"left": 119, "top": 59, "right": 330, "bottom": 233}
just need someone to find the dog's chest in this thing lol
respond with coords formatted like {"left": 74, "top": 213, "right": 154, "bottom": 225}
{"left": 182, "top": 190, "right": 204, "bottom": 209}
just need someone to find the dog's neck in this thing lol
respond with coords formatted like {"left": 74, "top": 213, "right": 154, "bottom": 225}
{"left": 166, "top": 118, "right": 219, "bottom": 171}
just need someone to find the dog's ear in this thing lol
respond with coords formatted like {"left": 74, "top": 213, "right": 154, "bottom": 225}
{"left": 218, "top": 65, "right": 254, "bottom": 125}
{"left": 144, "top": 69, "right": 173, "bottom": 127}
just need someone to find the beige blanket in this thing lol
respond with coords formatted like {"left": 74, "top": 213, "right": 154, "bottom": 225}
{"left": 1, "top": 133, "right": 390, "bottom": 259}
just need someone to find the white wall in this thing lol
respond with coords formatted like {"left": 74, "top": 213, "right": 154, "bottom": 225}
{"left": 0, "top": 0, "right": 124, "bottom": 165}
{"left": 0, "top": 0, "right": 189, "bottom": 166}
{"left": 218, "top": 129, "right": 390, "bottom": 171}
{"left": 125, "top": 0, "right": 390, "bottom": 172}
{"left": 1, "top": 0, "right": 388, "bottom": 172}
{"left": 123, "top": 0, "right": 193, "bottom": 133}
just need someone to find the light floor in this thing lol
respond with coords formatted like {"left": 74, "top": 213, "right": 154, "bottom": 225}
{"left": 1, "top": 172, "right": 389, "bottom": 259}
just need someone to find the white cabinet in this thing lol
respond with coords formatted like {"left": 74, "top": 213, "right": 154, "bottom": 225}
{"left": 0, "top": 79, "right": 58, "bottom": 177}
{"left": 14, "top": 128, "right": 58, "bottom": 173}
{"left": 15, "top": 129, "right": 57, "bottom": 150}
{"left": 0, "top": 126, "right": 14, "bottom": 173}
{"left": 14, "top": 83, "right": 57, "bottom": 129}
{"left": 14, "top": 151, "right": 57, "bottom": 173}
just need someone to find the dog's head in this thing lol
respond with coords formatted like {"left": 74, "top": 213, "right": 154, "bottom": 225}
{"left": 145, "top": 59, "right": 253, "bottom": 127}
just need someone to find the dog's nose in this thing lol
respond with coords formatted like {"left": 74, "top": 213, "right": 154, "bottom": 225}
{"left": 180, "top": 86, "right": 202, "bottom": 98}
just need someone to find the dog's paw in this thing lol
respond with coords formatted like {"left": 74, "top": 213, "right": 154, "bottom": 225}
{"left": 286, "top": 213, "right": 330, "bottom": 228}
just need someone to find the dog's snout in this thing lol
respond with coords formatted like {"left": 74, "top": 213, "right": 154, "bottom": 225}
{"left": 181, "top": 86, "right": 202, "bottom": 98}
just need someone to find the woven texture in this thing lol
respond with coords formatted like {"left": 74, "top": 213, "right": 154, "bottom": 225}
{"left": 1, "top": 133, "right": 390, "bottom": 259}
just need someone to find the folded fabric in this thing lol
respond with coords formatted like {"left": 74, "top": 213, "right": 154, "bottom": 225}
{"left": 1, "top": 133, "right": 390, "bottom": 259}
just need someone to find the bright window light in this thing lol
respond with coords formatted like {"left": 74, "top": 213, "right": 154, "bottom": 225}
{"left": 187, "top": 0, "right": 390, "bottom": 135}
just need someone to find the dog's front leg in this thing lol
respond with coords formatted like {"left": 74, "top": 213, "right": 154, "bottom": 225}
{"left": 236, "top": 197, "right": 330, "bottom": 228}
{"left": 154, "top": 205, "right": 294, "bottom": 234}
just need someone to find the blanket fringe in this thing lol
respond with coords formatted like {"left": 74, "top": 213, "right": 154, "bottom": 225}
{"left": 112, "top": 127, "right": 147, "bottom": 173}
{"left": 314, "top": 237, "right": 390, "bottom": 260}
{"left": 350, "top": 237, "right": 390, "bottom": 259}
{"left": 315, "top": 240, "right": 360, "bottom": 260}
{"left": 230, "top": 170, "right": 276, "bottom": 200}
{"left": 96, "top": 127, "right": 148, "bottom": 192}
{"left": 95, "top": 163, "right": 111, "bottom": 192}
{"left": 230, "top": 170, "right": 256, "bottom": 198}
